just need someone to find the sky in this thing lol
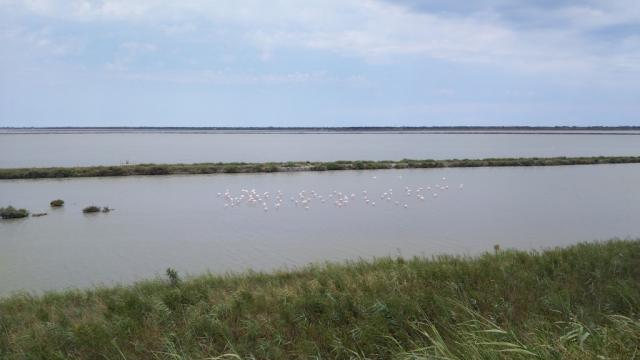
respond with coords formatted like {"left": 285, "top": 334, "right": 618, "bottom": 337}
{"left": 0, "top": 0, "right": 639, "bottom": 127}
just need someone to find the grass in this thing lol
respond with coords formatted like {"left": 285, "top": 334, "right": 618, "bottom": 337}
{"left": 0, "top": 206, "right": 29, "bottom": 219}
{"left": 82, "top": 206, "right": 101, "bottom": 213}
{"left": 0, "top": 239, "right": 638, "bottom": 359}
{"left": 0, "top": 156, "right": 639, "bottom": 179}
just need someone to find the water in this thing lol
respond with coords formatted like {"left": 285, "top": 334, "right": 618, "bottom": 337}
{"left": 1, "top": 131, "right": 640, "bottom": 167}
{"left": 2, "top": 164, "right": 640, "bottom": 296}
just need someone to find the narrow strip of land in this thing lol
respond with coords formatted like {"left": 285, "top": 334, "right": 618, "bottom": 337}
{"left": 1, "top": 240, "right": 638, "bottom": 358}
{"left": 1, "top": 156, "right": 639, "bottom": 179}
{"left": 3, "top": 125, "right": 640, "bottom": 131}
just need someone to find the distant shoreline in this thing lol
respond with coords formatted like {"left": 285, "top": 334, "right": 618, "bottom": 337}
{"left": 1, "top": 126, "right": 640, "bottom": 135}
{"left": 2, "top": 156, "right": 639, "bottom": 180}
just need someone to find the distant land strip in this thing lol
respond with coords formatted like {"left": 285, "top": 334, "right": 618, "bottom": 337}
{"left": 1, "top": 156, "right": 640, "bottom": 179}
{"left": 2, "top": 125, "right": 640, "bottom": 135}
{"left": 3, "top": 126, "right": 640, "bottom": 130}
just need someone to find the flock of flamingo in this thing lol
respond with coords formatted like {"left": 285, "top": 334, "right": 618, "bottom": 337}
{"left": 216, "top": 176, "right": 464, "bottom": 212}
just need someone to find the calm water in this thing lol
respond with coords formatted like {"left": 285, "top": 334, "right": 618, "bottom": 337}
{"left": 2, "top": 131, "right": 640, "bottom": 167}
{"left": 1, "top": 164, "right": 640, "bottom": 295}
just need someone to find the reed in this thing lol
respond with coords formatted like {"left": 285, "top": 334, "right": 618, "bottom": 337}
{"left": 0, "top": 239, "right": 638, "bottom": 359}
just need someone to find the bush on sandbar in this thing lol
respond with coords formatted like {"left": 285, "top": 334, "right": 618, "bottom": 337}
{"left": 82, "top": 206, "right": 101, "bottom": 213}
{"left": 0, "top": 206, "right": 30, "bottom": 219}
{"left": 50, "top": 199, "right": 64, "bottom": 207}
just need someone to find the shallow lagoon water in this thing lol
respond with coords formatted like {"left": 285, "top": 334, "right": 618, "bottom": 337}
{"left": 1, "top": 164, "right": 640, "bottom": 295}
{"left": 2, "top": 131, "right": 640, "bottom": 167}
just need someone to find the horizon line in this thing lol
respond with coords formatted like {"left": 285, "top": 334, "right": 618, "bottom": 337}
{"left": 3, "top": 125, "right": 640, "bottom": 130}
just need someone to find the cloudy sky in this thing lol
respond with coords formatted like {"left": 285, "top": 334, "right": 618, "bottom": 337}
{"left": 1, "top": 0, "right": 639, "bottom": 127}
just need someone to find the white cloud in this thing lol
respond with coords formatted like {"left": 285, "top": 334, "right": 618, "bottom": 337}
{"left": 246, "top": 4, "right": 517, "bottom": 64}
{"left": 0, "top": 25, "right": 76, "bottom": 56}
{"left": 3, "top": 0, "right": 640, "bottom": 77}
{"left": 115, "top": 69, "right": 332, "bottom": 86}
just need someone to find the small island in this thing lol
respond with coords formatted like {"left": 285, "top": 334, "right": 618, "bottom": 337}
{"left": 83, "top": 206, "right": 113, "bottom": 213}
{"left": 82, "top": 206, "right": 101, "bottom": 213}
{"left": 50, "top": 199, "right": 64, "bottom": 207}
{"left": 0, "top": 206, "right": 30, "bottom": 219}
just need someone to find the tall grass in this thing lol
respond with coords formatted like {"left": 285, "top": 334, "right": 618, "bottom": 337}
{"left": 1, "top": 156, "right": 639, "bottom": 179}
{"left": 0, "top": 239, "right": 638, "bottom": 359}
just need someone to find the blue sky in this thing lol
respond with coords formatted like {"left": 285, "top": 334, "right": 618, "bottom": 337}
{"left": 0, "top": 0, "right": 639, "bottom": 127}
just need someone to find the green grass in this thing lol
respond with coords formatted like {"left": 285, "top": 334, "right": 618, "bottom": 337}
{"left": 0, "top": 206, "right": 29, "bottom": 219}
{"left": 1, "top": 239, "right": 638, "bottom": 359}
{"left": 1, "top": 156, "right": 639, "bottom": 179}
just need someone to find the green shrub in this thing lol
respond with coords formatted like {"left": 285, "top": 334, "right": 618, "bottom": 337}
{"left": 325, "top": 162, "right": 345, "bottom": 170}
{"left": 52, "top": 168, "right": 74, "bottom": 178}
{"left": 146, "top": 166, "right": 170, "bottom": 175}
{"left": 166, "top": 268, "right": 181, "bottom": 287}
{"left": 82, "top": 206, "right": 101, "bottom": 213}
{"left": 0, "top": 206, "right": 30, "bottom": 219}
{"left": 223, "top": 165, "right": 239, "bottom": 173}
{"left": 50, "top": 199, "right": 64, "bottom": 207}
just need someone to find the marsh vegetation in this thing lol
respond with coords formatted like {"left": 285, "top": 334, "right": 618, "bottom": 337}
{"left": 1, "top": 156, "right": 639, "bottom": 179}
{"left": 82, "top": 206, "right": 101, "bottom": 213}
{"left": 49, "top": 199, "right": 64, "bottom": 207}
{"left": 0, "top": 206, "right": 29, "bottom": 219}
{"left": 0, "top": 240, "right": 638, "bottom": 359}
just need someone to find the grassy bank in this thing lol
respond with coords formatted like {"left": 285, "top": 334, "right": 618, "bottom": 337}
{"left": 1, "top": 240, "right": 639, "bottom": 359}
{"left": 1, "top": 155, "right": 640, "bottom": 179}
